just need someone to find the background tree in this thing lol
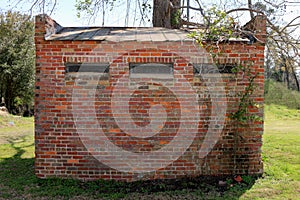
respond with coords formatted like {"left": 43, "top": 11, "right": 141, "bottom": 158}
{"left": 247, "top": 0, "right": 300, "bottom": 92}
{"left": 74, "top": 0, "right": 182, "bottom": 28}
{"left": 0, "top": 11, "right": 35, "bottom": 114}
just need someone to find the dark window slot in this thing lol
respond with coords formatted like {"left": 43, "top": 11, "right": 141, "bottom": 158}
{"left": 65, "top": 63, "right": 109, "bottom": 73}
{"left": 129, "top": 63, "right": 173, "bottom": 78}
{"left": 193, "top": 64, "right": 235, "bottom": 74}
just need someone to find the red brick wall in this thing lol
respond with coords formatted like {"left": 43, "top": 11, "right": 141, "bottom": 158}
{"left": 35, "top": 15, "right": 265, "bottom": 181}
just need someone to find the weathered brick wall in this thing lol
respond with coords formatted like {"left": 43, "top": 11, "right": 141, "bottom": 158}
{"left": 35, "top": 15, "right": 265, "bottom": 181}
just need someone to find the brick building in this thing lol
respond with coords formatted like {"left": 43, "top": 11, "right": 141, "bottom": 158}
{"left": 34, "top": 15, "right": 266, "bottom": 181}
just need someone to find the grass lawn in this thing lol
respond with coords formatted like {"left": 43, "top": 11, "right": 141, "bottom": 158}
{"left": 0, "top": 101, "right": 299, "bottom": 199}
{"left": 240, "top": 105, "right": 300, "bottom": 200}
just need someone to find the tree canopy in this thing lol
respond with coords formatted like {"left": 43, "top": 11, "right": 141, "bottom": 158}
{"left": 0, "top": 11, "right": 35, "bottom": 114}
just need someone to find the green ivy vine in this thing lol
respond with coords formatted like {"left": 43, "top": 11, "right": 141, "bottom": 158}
{"left": 188, "top": 7, "right": 263, "bottom": 174}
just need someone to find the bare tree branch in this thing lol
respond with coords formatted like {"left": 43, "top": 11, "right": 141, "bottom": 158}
{"left": 226, "top": 8, "right": 264, "bottom": 15}
{"left": 248, "top": 0, "right": 255, "bottom": 19}
{"left": 280, "top": 16, "right": 300, "bottom": 33}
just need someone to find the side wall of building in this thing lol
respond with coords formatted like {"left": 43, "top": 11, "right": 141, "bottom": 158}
{"left": 35, "top": 15, "right": 265, "bottom": 181}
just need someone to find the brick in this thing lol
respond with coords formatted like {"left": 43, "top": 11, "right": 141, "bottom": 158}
{"left": 34, "top": 14, "right": 265, "bottom": 182}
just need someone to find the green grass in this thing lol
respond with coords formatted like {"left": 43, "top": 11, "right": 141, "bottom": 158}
{"left": 0, "top": 114, "right": 33, "bottom": 128}
{"left": 0, "top": 114, "right": 34, "bottom": 146}
{"left": 237, "top": 81, "right": 300, "bottom": 199}
{"left": 0, "top": 80, "right": 299, "bottom": 199}
{"left": 265, "top": 80, "right": 300, "bottom": 109}
{"left": 239, "top": 106, "right": 300, "bottom": 200}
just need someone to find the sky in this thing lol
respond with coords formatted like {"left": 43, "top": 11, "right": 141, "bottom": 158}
{"left": 1, "top": 0, "right": 300, "bottom": 28}
{"left": 1, "top": 0, "right": 150, "bottom": 27}
{"left": 1, "top": 0, "right": 85, "bottom": 26}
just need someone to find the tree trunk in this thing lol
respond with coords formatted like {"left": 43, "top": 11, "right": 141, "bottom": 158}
{"left": 290, "top": 59, "right": 300, "bottom": 91}
{"left": 170, "top": 0, "right": 181, "bottom": 28}
{"left": 281, "top": 56, "right": 290, "bottom": 89}
{"left": 152, "top": 0, "right": 181, "bottom": 28}
{"left": 292, "top": 69, "right": 300, "bottom": 91}
{"left": 153, "top": 0, "right": 171, "bottom": 28}
{"left": 247, "top": 0, "right": 255, "bottom": 20}
{"left": 5, "top": 77, "right": 13, "bottom": 113}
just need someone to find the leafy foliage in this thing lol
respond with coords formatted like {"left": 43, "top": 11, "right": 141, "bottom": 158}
{"left": 75, "top": 0, "right": 119, "bottom": 18}
{"left": 187, "top": 7, "right": 236, "bottom": 46}
{"left": 187, "top": 6, "right": 262, "bottom": 124}
{"left": 0, "top": 11, "right": 35, "bottom": 114}
{"left": 265, "top": 80, "right": 300, "bottom": 110}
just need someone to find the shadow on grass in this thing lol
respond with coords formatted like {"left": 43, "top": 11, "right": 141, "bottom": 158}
{"left": 0, "top": 138, "right": 258, "bottom": 200}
